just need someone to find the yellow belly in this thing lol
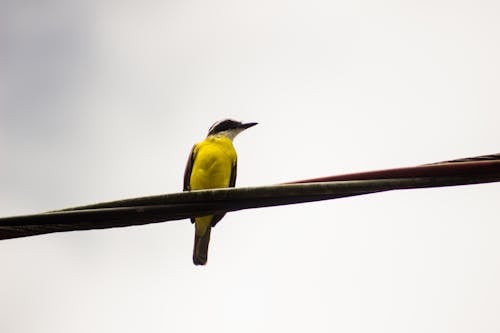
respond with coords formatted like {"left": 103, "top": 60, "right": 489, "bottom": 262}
{"left": 190, "top": 136, "right": 236, "bottom": 190}
{"left": 190, "top": 136, "right": 237, "bottom": 235}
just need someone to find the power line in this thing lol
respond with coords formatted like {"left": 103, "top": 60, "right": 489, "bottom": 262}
{"left": 0, "top": 153, "right": 499, "bottom": 240}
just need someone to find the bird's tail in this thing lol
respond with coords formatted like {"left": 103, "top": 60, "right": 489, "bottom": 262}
{"left": 193, "top": 227, "right": 211, "bottom": 265}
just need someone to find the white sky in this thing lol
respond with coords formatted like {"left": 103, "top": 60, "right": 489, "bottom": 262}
{"left": 1, "top": 0, "right": 500, "bottom": 332}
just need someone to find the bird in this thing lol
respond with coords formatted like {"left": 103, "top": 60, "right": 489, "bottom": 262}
{"left": 184, "top": 119, "right": 257, "bottom": 265}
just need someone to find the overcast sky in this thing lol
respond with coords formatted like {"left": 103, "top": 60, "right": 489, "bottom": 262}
{"left": 1, "top": 0, "right": 500, "bottom": 332}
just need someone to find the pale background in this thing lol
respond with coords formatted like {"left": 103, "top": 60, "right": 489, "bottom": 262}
{"left": 1, "top": 0, "right": 500, "bottom": 332}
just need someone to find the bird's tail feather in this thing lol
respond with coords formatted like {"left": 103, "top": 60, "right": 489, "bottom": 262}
{"left": 193, "top": 227, "right": 211, "bottom": 265}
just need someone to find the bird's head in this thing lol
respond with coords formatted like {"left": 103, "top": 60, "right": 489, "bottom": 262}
{"left": 207, "top": 119, "right": 258, "bottom": 140}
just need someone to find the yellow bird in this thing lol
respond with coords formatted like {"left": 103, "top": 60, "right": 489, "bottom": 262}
{"left": 184, "top": 119, "right": 257, "bottom": 265}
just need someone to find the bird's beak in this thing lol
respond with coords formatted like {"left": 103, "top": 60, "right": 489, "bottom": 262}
{"left": 240, "top": 122, "right": 258, "bottom": 129}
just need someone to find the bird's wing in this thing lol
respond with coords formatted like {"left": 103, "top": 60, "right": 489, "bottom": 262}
{"left": 183, "top": 144, "right": 197, "bottom": 192}
{"left": 229, "top": 157, "right": 237, "bottom": 188}
{"left": 211, "top": 158, "right": 237, "bottom": 227}
{"left": 184, "top": 145, "right": 197, "bottom": 223}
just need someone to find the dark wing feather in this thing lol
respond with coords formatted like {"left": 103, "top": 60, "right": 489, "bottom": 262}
{"left": 184, "top": 145, "right": 196, "bottom": 191}
{"left": 183, "top": 145, "right": 197, "bottom": 223}
{"left": 229, "top": 158, "right": 237, "bottom": 188}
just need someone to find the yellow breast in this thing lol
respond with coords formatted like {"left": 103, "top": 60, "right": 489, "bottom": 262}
{"left": 190, "top": 136, "right": 237, "bottom": 190}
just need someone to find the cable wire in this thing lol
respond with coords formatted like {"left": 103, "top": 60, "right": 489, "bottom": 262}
{"left": 0, "top": 153, "right": 499, "bottom": 240}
